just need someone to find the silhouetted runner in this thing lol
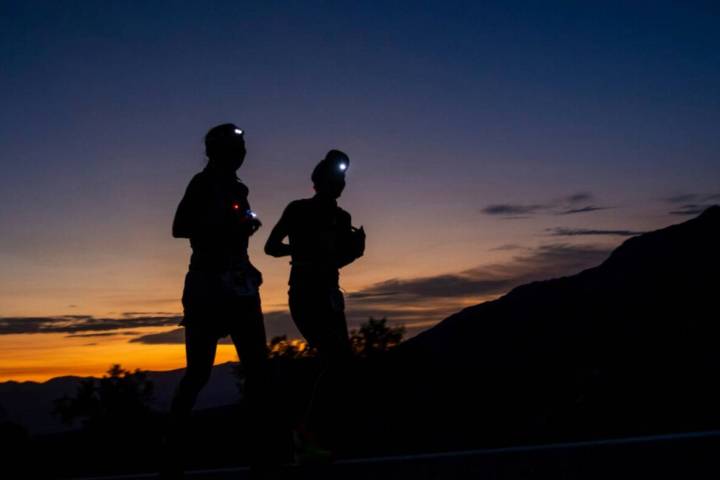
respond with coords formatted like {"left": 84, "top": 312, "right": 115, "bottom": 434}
{"left": 265, "top": 149, "right": 365, "bottom": 462}
{"left": 164, "top": 124, "right": 270, "bottom": 476}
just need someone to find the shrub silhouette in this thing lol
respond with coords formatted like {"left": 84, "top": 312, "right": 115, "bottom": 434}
{"left": 53, "top": 364, "right": 155, "bottom": 432}
{"left": 350, "top": 317, "right": 405, "bottom": 358}
{"left": 268, "top": 335, "right": 312, "bottom": 359}
{"left": 233, "top": 318, "right": 405, "bottom": 414}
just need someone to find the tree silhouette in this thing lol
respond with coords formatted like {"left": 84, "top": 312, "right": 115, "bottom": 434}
{"left": 263, "top": 318, "right": 406, "bottom": 362}
{"left": 268, "top": 335, "right": 312, "bottom": 359}
{"left": 233, "top": 320, "right": 405, "bottom": 400}
{"left": 53, "top": 364, "right": 155, "bottom": 432}
{"left": 350, "top": 317, "right": 405, "bottom": 358}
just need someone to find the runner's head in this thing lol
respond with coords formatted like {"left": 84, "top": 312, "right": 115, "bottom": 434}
{"left": 312, "top": 150, "right": 349, "bottom": 199}
{"left": 205, "top": 123, "right": 246, "bottom": 172}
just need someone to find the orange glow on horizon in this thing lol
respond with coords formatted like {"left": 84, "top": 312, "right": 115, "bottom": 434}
{"left": 0, "top": 292, "right": 498, "bottom": 382}
{"left": 0, "top": 329, "right": 239, "bottom": 383}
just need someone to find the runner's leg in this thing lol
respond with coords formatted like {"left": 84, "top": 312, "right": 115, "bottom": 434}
{"left": 162, "top": 324, "right": 218, "bottom": 476}
{"left": 170, "top": 324, "right": 218, "bottom": 422}
{"left": 229, "top": 295, "right": 276, "bottom": 464}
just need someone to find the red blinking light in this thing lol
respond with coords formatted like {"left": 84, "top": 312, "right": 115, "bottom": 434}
{"left": 232, "top": 203, "right": 240, "bottom": 210}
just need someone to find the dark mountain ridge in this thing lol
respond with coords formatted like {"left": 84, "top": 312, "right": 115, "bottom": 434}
{"left": 408, "top": 205, "right": 719, "bottom": 362}
{"left": 346, "top": 206, "right": 720, "bottom": 454}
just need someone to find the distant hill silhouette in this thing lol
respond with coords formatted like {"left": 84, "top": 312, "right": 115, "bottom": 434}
{"left": 0, "top": 362, "right": 240, "bottom": 434}
{"left": 343, "top": 206, "right": 720, "bottom": 455}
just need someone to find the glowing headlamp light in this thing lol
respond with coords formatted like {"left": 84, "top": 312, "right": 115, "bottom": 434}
{"left": 234, "top": 128, "right": 244, "bottom": 136}
{"left": 338, "top": 162, "right": 347, "bottom": 172}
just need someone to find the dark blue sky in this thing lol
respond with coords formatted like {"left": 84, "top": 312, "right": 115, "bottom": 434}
{"left": 1, "top": 1, "right": 719, "bottom": 378}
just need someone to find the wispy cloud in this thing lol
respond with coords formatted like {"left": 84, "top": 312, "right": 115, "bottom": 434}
{"left": 129, "top": 328, "right": 193, "bottom": 345}
{"left": 547, "top": 227, "right": 645, "bottom": 237}
{"left": 346, "top": 242, "right": 611, "bottom": 323}
{"left": 66, "top": 331, "right": 142, "bottom": 338}
{"left": 0, "top": 315, "right": 181, "bottom": 335}
{"left": 481, "top": 204, "right": 547, "bottom": 218}
{"left": 353, "top": 243, "right": 610, "bottom": 301}
{"left": 557, "top": 206, "right": 612, "bottom": 215}
{"left": 664, "top": 193, "right": 720, "bottom": 216}
{"left": 488, "top": 244, "right": 525, "bottom": 251}
{"left": 664, "top": 193, "right": 720, "bottom": 204}
{"left": 482, "top": 193, "right": 612, "bottom": 219}
{"left": 669, "top": 204, "right": 716, "bottom": 216}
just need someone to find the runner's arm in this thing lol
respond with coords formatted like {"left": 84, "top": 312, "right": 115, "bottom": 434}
{"left": 264, "top": 204, "right": 293, "bottom": 257}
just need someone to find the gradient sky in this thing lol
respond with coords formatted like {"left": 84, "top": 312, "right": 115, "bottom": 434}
{"left": 1, "top": 1, "right": 719, "bottom": 381}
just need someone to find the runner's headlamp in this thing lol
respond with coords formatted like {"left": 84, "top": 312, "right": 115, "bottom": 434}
{"left": 311, "top": 149, "right": 350, "bottom": 186}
